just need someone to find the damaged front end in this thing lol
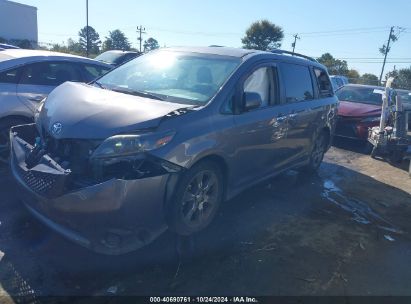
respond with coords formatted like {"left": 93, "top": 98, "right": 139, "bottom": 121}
{"left": 10, "top": 123, "right": 182, "bottom": 254}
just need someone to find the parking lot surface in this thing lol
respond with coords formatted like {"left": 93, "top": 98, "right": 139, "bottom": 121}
{"left": 0, "top": 140, "right": 411, "bottom": 301}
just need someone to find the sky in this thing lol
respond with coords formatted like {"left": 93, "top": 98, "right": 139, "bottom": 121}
{"left": 15, "top": 0, "right": 411, "bottom": 77}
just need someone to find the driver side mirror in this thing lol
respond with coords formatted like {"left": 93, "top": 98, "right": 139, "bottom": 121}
{"left": 243, "top": 92, "right": 262, "bottom": 111}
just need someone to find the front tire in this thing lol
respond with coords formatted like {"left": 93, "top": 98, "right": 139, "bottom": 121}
{"left": 167, "top": 161, "right": 224, "bottom": 236}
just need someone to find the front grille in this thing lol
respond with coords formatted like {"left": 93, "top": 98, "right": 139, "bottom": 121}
{"left": 22, "top": 169, "right": 59, "bottom": 195}
{"left": 14, "top": 155, "right": 69, "bottom": 198}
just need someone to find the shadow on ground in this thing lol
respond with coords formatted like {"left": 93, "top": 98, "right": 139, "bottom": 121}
{"left": 1, "top": 158, "right": 411, "bottom": 299}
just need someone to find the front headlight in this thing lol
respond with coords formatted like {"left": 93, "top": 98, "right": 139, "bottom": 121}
{"left": 91, "top": 130, "right": 175, "bottom": 159}
{"left": 360, "top": 116, "right": 381, "bottom": 123}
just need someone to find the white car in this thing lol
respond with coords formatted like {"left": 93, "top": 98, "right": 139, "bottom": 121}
{"left": 0, "top": 49, "right": 112, "bottom": 165}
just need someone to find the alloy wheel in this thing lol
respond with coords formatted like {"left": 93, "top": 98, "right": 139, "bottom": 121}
{"left": 180, "top": 170, "right": 219, "bottom": 229}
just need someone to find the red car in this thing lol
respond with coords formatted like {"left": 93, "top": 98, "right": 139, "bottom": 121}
{"left": 335, "top": 84, "right": 383, "bottom": 140}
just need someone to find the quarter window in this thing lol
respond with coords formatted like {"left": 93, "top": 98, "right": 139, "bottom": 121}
{"left": 281, "top": 63, "right": 314, "bottom": 103}
{"left": 315, "top": 68, "right": 333, "bottom": 98}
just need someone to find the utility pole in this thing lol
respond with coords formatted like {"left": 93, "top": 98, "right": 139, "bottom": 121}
{"left": 291, "top": 34, "right": 300, "bottom": 54}
{"left": 379, "top": 26, "right": 394, "bottom": 84}
{"left": 86, "top": 0, "right": 89, "bottom": 57}
{"left": 136, "top": 25, "right": 146, "bottom": 53}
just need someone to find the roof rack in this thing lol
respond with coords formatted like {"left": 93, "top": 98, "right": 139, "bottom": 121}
{"left": 270, "top": 49, "right": 317, "bottom": 62}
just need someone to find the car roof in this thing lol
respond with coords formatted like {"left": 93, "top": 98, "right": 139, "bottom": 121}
{"left": 161, "top": 46, "right": 327, "bottom": 69}
{"left": 99, "top": 50, "right": 140, "bottom": 55}
{"left": 342, "top": 84, "right": 384, "bottom": 90}
{"left": 0, "top": 49, "right": 112, "bottom": 71}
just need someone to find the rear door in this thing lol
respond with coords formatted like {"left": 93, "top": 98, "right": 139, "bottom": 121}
{"left": 279, "top": 63, "right": 334, "bottom": 163}
{"left": 16, "top": 61, "right": 83, "bottom": 112}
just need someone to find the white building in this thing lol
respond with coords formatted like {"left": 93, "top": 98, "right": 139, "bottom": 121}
{"left": 0, "top": 0, "right": 38, "bottom": 44}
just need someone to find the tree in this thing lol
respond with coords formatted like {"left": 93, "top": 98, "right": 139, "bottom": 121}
{"left": 143, "top": 37, "right": 159, "bottom": 52}
{"left": 78, "top": 26, "right": 101, "bottom": 55}
{"left": 359, "top": 73, "right": 379, "bottom": 86}
{"left": 386, "top": 67, "right": 411, "bottom": 90}
{"left": 67, "top": 38, "right": 83, "bottom": 54}
{"left": 317, "top": 53, "right": 348, "bottom": 75}
{"left": 346, "top": 69, "right": 360, "bottom": 83}
{"left": 242, "top": 20, "right": 284, "bottom": 51}
{"left": 102, "top": 29, "right": 131, "bottom": 51}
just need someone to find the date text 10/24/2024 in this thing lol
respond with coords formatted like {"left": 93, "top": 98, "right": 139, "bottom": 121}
{"left": 149, "top": 297, "right": 258, "bottom": 303}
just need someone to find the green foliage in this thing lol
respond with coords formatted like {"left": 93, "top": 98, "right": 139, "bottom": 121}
{"left": 386, "top": 67, "right": 411, "bottom": 90}
{"left": 359, "top": 73, "right": 379, "bottom": 86}
{"left": 242, "top": 20, "right": 284, "bottom": 51}
{"left": 102, "top": 30, "right": 131, "bottom": 51}
{"left": 317, "top": 53, "right": 348, "bottom": 75}
{"left": 143, "top": 37, "right": 160, "bottom": 52}
{"left": 346, "top": 69, "right": 360, "bottom": 83}
{"left": 78, "top": 26, "right": 101, "bottom": 54}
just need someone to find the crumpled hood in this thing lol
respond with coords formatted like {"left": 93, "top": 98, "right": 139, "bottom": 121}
{"left": 337, "top": 100, "right": 381, "bottom": 117}
{"left": 37, "top": 82, "right": 190, "bottom": 139}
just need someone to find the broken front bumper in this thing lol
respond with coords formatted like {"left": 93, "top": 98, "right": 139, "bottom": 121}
{"left": 10, "top": 124, "right": 177, "bottom": 255}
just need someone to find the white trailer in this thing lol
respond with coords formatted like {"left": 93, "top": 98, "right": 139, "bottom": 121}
{"left": 0, "top": 0, "right": 38, "bottom": 44}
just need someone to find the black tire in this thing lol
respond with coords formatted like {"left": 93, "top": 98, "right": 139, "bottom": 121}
{"left": 301, "top": 132, "right": 327, "bottom": 174}
{"left": 0, "top": 118, "right": 29, "bottom": 167}
{"left": 166, "top": 161, "right": 224, "bottom": 236}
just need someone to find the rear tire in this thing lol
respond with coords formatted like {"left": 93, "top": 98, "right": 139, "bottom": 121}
{"left": 301, "top": 132, "right": 327, "bottom": 174}
{"left": 166, "top": 161, "right": 224, "bottom": 236}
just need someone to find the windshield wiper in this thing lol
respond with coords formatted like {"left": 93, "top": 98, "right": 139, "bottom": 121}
{"left": 111, "top": 87, "right": 165, "bottom": 101}
{"left": 94, "top": 81, "right": 106, "bottom": 89}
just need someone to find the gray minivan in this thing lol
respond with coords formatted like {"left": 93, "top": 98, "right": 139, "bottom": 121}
{"left": 10, "top": 47, "right": 338, "bottom": 254}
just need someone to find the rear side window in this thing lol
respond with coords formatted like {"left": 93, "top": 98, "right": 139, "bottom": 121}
{"left": 80, "top": 64, "right": 111, "bottom": 82}
{"left": 314, "top": 68, "right": 333, "bottom": 98}
{"left": 0, "top": 68, "right": 22, "bottom": 84}
{"left": 281, "top": 63, "right": 314, "bottom": 103}
{"left": 20, "top": 62, "right": 83, "bottom": 86}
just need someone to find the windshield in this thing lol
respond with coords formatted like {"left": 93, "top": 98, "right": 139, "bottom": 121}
{"left": 336, "top": 85, "right": 383, "bottom": 105}
{"left": 397, "top": 90, "right": 411, "bottom": 103}
{"left": 94, "top": 52, "right": 124, "bottom": 65}
{"left": 97, "top": 50, "right": 241, "bottom": 105}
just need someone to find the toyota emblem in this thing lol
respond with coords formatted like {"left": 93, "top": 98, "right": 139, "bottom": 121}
{"left": 51, "top": 122, "right": 63, "bottom": 135}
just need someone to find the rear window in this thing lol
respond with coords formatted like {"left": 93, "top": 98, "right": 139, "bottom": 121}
{"left": 336, "top": 86, "right": 383, "bottom": 105}
{"left": 314, "top": 68, "right": 333, "bottom": 98}
{"left": 281, "top": 63, "right": 314, "bottom": 103}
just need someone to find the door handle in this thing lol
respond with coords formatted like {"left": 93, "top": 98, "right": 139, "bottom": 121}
{"left": 28, "top": 95, "right": 45, "bottom": 102}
